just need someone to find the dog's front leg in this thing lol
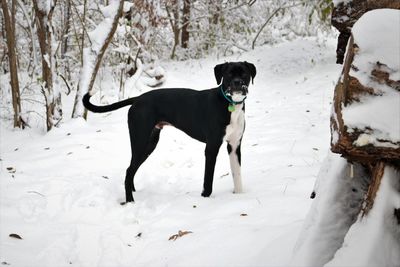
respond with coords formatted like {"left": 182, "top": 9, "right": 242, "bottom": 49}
{"left": 201, "top": 142, "right": 222, "bottom": 197}
{"left": 227, "top": 143, "right": 243, "bottom": 194}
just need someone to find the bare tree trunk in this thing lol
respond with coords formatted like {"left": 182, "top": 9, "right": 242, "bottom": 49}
{"left": 181, "top": 0, "right": 190, "bottom": 48}
{"left": 71, "top": 0, "right": 124, "bottom": 119}
{"left": 206, "top": 0, "right": 220, "bottom": 51}
{"left": 61, "top": 0, "right": 71, "bottom": 58}
{"left": 166, "top": 0, "right": 180, "bottom": 59}
{"left": 32, "top": 0, "right": 62, "bottom": 131}
{"left": 80, "top": 0, "right": 87, "bottom": 65}
{"left": 1, "top": 0, "right": 23, "bottom": 128}
{"left": 60, "top": 0, "right": 71, "bottom": 79}
{"left": 16, "top": 0, "right": 38, "bottom": 69}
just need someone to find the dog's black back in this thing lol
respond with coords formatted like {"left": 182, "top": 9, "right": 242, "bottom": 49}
{"left": 139, "top": 88, "right": 231, "bottom": 142}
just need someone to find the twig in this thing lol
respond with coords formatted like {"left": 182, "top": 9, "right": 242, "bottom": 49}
{"left": 58, "top": 73, "right": 73, "bottom": 95}
{"left": 252, "top": 2, "right": 303, "bottom": 49}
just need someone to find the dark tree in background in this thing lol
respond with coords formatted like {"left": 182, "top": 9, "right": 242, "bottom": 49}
{"left": 1, "top": 0, "right": 23, "bottom": 128}
{"left": 181, "top": 0, "right": 190, "bottom": 48}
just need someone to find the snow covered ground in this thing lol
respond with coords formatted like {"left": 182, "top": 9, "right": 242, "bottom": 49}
{"left": 0, "top": 37, "right": 341, "bottom": 267}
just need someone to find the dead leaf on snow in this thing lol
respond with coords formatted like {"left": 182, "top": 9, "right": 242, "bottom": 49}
{"left": 9, "top": 233, "right": 23, "bottom": 240}
{"left": 168, "top": 230, "right": 193, "bottom": 241}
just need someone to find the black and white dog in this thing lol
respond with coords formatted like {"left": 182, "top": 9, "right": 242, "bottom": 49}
{"left": 83, "top": 61, "right": 256, "bottom": 203}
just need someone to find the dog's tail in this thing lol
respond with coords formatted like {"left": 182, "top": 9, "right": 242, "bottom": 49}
{"left": 82, "top": 93, "right": 138, "bottom": 113}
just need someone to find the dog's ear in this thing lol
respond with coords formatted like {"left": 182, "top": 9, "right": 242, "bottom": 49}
{"left": 244, "top": 61, "right": 256, "bottom": 84}
{"left": 214, "top": 63, "right": 227, "bottom": 85}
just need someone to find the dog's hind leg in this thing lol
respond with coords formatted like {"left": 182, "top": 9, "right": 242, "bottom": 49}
{"left": 124, "top": 128, "right": 161, "bottom": 203}
{"left": 124, "top": 111, "right": 159, "bottom": 203}
{"left": 125, "top": 159, "right": 139, "bottom": 203}
{"left": 130, "top": 128, "right": 161, "bottom": 192}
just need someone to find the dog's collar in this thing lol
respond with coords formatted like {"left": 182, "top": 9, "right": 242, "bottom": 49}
{"left": 219, "top": 85, "right": 247, "bottom": 108}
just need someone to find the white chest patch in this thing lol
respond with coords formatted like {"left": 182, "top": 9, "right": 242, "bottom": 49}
{"left": 223, "top": 104, "right": 245, "bottom": 146}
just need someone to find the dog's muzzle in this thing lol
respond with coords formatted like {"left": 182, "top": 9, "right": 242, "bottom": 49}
{"left": 226, "top": 80, "right": 248, "bottom": 102}
{"left": 228, "top": 79, "right": 248, "bottom": 93}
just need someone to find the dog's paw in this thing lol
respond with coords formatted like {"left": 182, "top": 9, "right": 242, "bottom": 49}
{"left": 233, "top": 188, "right": 243, "bottom": 194}
{"left": 120, "top": 201, "right": 135, "bottom": 206}
{"left": 201, "top": 190, "right": 212, "bottom": 197}
{"left": 121, "top": 199, "right": 135, "bottom": 205}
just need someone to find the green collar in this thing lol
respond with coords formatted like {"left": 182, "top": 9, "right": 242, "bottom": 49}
{"left": 219, "top": 85, "right": 246, "bottom": 112}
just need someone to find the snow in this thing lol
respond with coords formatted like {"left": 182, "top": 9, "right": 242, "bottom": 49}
{"left": 352, "top": 9, "right": 400, "bottom": 79}
{"left": 1, "top": 38, "right": 341, "bottom": 266}
{"left": 36, "top": 0, "right": 52, "bottom": 14}
{"left": 75, "top": 47, "right": 95, "bottom": 117}
{"left": 292, "top": 155, "right": 400, "bottom": 267}
{"left": 291, "top": 152, "right": 370, "bottom": 266}
{"left": 89, "top": 18, "right": 115, "bottom": 54}
{"left": 89, "top": 0, "right": 121, "bottom": 54}
{"left": 343, "top": 93, "right": 400, "bottom": 143}
{"left": 100, "top": 0, "right": 121, "bottom": 18}
{"left": 325, "top": 166, "right": 400, "bottom": 267}
{"left": 343, "top": 9, "right": 400, "bottom": 146}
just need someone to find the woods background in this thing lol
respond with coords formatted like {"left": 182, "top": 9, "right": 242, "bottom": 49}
{"left": 1, "top": 0, "right": 332, "bottom": 131}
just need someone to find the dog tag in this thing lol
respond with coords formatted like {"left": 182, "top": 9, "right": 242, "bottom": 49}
{"left": 228, "top": 104, "right": 235, "bottom": 112}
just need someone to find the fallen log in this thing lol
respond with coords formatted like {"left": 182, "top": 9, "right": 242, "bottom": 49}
{"left": 330, "top": 10, "right": 400, "bottom": 167}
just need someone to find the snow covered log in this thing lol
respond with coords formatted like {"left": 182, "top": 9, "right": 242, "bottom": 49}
{"left": 292, "top": 9, "right": 400, "bottom": 267}
{"left": 331, "top": 0, "right": 400, "bottom": 64}
{"left": 330, "top": 9, "right": 400, "bottom": 167}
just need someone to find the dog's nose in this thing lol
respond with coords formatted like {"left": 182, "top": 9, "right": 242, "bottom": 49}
{"left": 232, "top": 79, "right": 243, "bottom": 87}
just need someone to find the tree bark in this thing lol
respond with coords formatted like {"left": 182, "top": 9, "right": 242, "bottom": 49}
{"left": 1, "top": 0, "right": 23, "bottom": 128}
{"left": 166, "top": 0, "right": 180, "bottom": 59}
{"left": 181, "top": 0, "right": 190, "bottom": 48}
{"left": 206, "top": 0, "right": 220, "bottom": 51}
{"left": 32, "top": 0, "right": 62, "bottom": 131}
{"left": 71, "top": 0, "right": 124, "bottom": 119}
{"left": 361, "top": 161, "right": 385, "bottom": 216}
{"left": 80, "top": 0, "right": 87, "bottom": 65}
{"left": 61, "top": 0, "right": 71, "bottom": 59}
{"left": 331, "top": 0, "right": 400, "bottom": 64}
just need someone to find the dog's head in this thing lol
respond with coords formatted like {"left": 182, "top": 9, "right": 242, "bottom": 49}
{"left": 214, "top": 61, "right": 256, "bottom": 102}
